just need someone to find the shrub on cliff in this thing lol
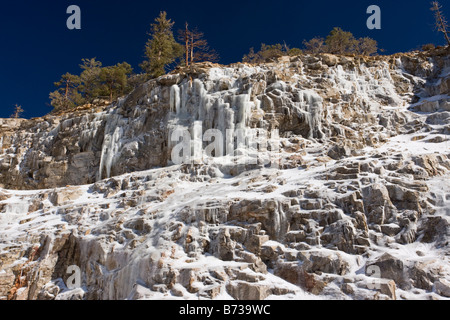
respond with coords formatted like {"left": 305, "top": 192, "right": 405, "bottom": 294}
{"left": 243, "top": 43, "right": 302, "bottom": 63}
{"left": 325, "top": 27, "right": 357, "bottom": 55}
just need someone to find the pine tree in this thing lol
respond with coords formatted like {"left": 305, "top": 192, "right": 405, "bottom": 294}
{"left": 99, "top": 62, "right": 133, "bottom": 102}
{"left": 303, "top": 28, "right": 378, "bottom": 56}
{"left": 50, "top": 73, "right": 83, "bottom": 110}
{"left": 140, "top": 11, "right": 183, "bottom": 78}
{"left": 80, "top": 58, "right": 103, "bottom": 103}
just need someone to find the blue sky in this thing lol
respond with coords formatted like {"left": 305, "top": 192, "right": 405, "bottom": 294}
{"left": 0, "top": 0, "right": 446, "bottom": 118}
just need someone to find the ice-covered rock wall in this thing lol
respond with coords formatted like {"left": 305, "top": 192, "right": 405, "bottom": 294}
{"left": 0, "top": 52, "right": 447, "bottom": 190}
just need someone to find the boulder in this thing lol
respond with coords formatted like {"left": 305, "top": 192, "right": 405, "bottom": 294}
{"left": 386, "top": 184, "right": 421, "bottom": 211}
{"left": 362, "top": 183, "right": 395, "bottom": 225}
{"left": 228, "top": 199, "right": 290, "bottom": 240}
{"left": 260, "top": 241, "right": 284, "bottom": 267}
{"left": 413, "top": 154, "right": 445, "bottom": 176}
{"left": 320, "top": 54, "right": 339, "bottom": 67}
{"left": 419, "top": 216, "right": 450, "bottom": 246}
{"left": 327, "top": 145, "right": 351, "bottom": 160}
{"left": 49, "top": 187, "right": 84, "bottom": 206}
{"left": 320, "top": 219, "right": 359, "bottom": 254}
{"left": 380, "top": 224, "right": 401, "bottom": 237}
{"left": 414, "top": 100, "right": 440, "bottom": 112}
{"left": 244, "top": 234, "right": 270, "bottom": 256}
{"left": 409, "top": 263, "right": 435, "bottom": 291}
{"left": 434, "top": 279, "right": 450, "bottom": 297}
{"left": 0, "top": 270, "right": 15, "bottom": 298}
{"left": 273, "top": 261, "right": 326, "bottom": 295}
{"left": 299, "top": 250, "right": 351, "bottom": 276}
{"left": 376, "top": 279, "right": 397, "bottom": 300}
{"left": 426, "top": 111, "right": 450, "bottom": 125}
{"left": 440, "top": 100, "right": 450, "bottom": 111}
{"left": 226, "top": 281, "right": 271, "bottom": 300}
{"left": 366, "top": 253, "right": 409, "bottom": 289}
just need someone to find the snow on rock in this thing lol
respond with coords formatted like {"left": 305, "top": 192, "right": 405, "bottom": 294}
{"left": 0, "top": 51, "right": 449, "bottom": 300}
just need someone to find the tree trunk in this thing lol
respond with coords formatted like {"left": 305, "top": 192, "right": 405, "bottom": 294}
{"left": 190, "top": 34, "right": 194, "bottom": 64}
{"left": 439, "top": 13, "right": 450, "bottom": 45}
{"left": 185, "top": 23, "right": 190, "bottom": 67}
{"left": 65, "top": 82, "right": 69, "bottom": 100}
{"left": 64, "top": 81, "right": 70, "bottom": 109}
{"left": 434, "top": 2, "right": 450, "bottom": 46}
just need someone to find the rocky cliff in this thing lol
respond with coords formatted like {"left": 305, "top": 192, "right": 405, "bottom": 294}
{"left": 0, "top": 49, "right": 449, "bottom": 300}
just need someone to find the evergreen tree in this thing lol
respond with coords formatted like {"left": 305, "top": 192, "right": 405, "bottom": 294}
{"left": 99, "top": 62, "right": 133, "bottom": 102}
{"left": 303, "top": 28, "right": 378, "bottom": 56}
{"left": 325, "top": 27, "right": 357, "bottom": 55}
{"left": 79, "top": 58, "right": 103, "bottom": 103}
{"left": 50, "top": 72, "right": 83, "bottom": 110}
{"left": 140, "top": 11, "right": 183, "bottom": 78}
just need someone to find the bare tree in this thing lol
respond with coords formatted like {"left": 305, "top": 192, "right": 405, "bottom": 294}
{"left": 303, "top": 37, "right": 326, "bottom": 54}
{"left": 431, "top": 1, "right": 450, "bottom": 46}
{"left": 179, "top": 22, "right": 190, "bottom": 67}
{"left": 10, "top": 104, "right": 24, "bottom": 118}
{"left": 178, "top": 24, "right": 219, "bottom": 66}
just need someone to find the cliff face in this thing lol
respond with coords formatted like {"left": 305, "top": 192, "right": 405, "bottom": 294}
{"left": 0, "top": 51, "right": 449, "bottom": 300}
{"left": 2, "top": 52, "right": 445, "bottom": 190}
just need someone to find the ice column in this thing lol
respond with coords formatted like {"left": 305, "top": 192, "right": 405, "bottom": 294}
{"left": 98, "top": 115, "right": 124, "bottom": 181}
{"left": 191, "top": 121, "right": 203, "bottom": 163}
{"left": 301, "top": 90, "right": 324, "bottom": 139}
{"left": 170, "top": 85, "right": 181, "bottom": 114}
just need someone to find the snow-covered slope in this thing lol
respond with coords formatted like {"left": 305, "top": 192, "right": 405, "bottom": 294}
{"left": 0, "top": 50, "right": 449, "bottom": 300}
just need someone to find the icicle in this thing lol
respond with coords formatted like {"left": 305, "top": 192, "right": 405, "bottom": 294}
{"left": 180, "top": 82, "right": 190, "bottom": 114}
{"left": 191, "top": 121, "right": 203, "bottom": 163}
{"left": 170, "top": 85, "right": 181, "bottom": 114}
{"left": 193, "top": 79, "right": 207, "bottom": 121}
{"left": 98, "top": 115, "right": 124, "bottom": 181}
{"left": 233, "top": 91, "right": 253, "bottom": 129}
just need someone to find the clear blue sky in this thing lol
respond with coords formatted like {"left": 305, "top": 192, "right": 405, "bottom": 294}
{"left": 0, "top": 0, "right": 446, "bottom": 118}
